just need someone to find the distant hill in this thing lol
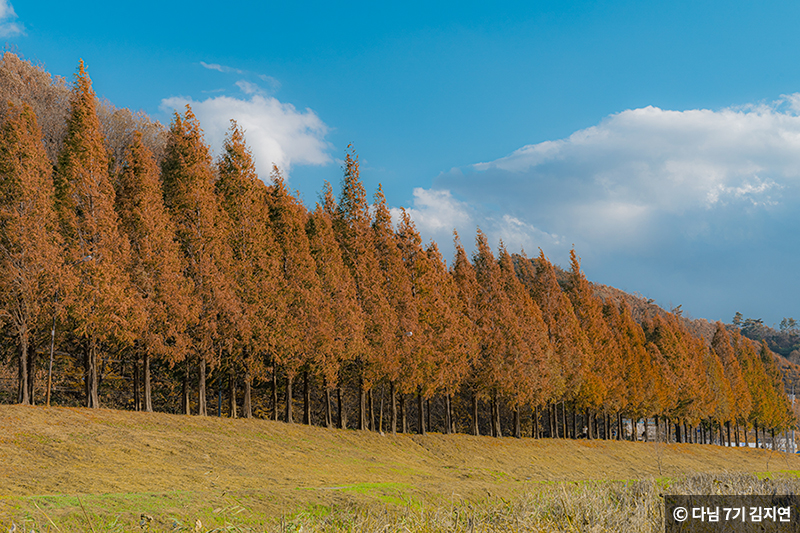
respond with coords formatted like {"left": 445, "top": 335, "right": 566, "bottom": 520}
{"left": 588, "top": 281, "right": 800, "bottom": 393}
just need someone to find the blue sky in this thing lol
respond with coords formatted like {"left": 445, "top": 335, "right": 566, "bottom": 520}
{"left": 7, "top": 1, "right": 800, "bottom": 326}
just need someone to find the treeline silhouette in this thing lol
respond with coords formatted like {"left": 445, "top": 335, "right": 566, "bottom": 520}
{"left": 0, "top": 55, "right": 794, "bottom": 447}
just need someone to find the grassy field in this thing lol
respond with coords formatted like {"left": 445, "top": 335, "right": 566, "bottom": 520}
{"left": 2, "top": 405, "right": 800, "bottom": 531}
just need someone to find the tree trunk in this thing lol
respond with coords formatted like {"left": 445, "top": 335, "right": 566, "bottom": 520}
{"left": 379, "top": 386, "right": 384, "bottom": 433}
{"left": 324, "top": 387, "right": 332, "bottom": 428}
{"left": 417, "top": 387, "right": 426, "bottom": 435}
{"left": 390, "top": 381, "right": 397, "bottom": 434}
{"left": 726, "top": 420, "right": 732, "bottom": 447}
{"left": 285, "top": 373, "right": 293, "bottom": 423}
{"left": 133, "top": 356, "right": 141, "bottom": 411}
{"left": 368, "top": 388, "right": 374, "bottom": 431}
{"left": 303, "top": 371, "right": 310, "bottom": 425}
{"left": 616, "top": 413, "right": 622, "bottom": 440}
{"left": 426, "top": 398, "right": 431, "bottom": 433}
{"left": 586, "top": 409, "right": 593, "bottom": 440}
{"left": 472, "top": 394, "right": 479, "bottom": 436}
{"left": 182, "top": 359, "right": 191, "bottom": 415}
{"left": 227, "top": 365, "right": 236, "bottom": 418}
{"left": 400, "top": 393, "right": 407, "bottom": 433}
{"left": 358, "top": 377, "right": 366, "bottom": 430}
{"left": 560, "top": 402, "right": 567, "bottom": 439}
{"left": 494, "top": 395, "right": 503, "bottom": 438}
{"left": 513, "top": 408, "right": 521, "bottom": 438}
{"left": 533, "top": 405, "right": 540, "bottom": 439}
{"left": 490, "top": 397, "right": 497, "bottom": 437}
{"left": 144, "top": 352, "right": 153, "bottom": 412}
{"left": 197, "top": 357, "right": 207, "bottom": 416}
{"left": 243, "top": 371, "right": 252, "bottom": 419}
{"left": 337, "top": 387, "right": 346, "bottom": 429}
{"left": 87, "top": 338, "right": 100, "bottom": 409}
{"left": 271, "top": 364, "right": 279, "bottom": 421}
{"left": 27, "top": 346, "right": 36, "bottom": 405}
{"left": 17, "top": 331, "right": 30, "bottom": 405}
{"left": 734, "top": 420, "right": 740, "bottom": 447}
{"left": 445, "top": 393, "right": 453, "bottom": 435}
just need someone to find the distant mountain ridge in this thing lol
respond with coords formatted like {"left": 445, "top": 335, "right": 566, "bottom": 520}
{"left": 588, "top": 280, "right": 800, "bottom": 392}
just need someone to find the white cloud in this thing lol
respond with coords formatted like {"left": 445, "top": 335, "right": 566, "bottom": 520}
{"left": 390, "top": 187, "right": 561, "bottom": 262}
{"left": 0, "top": 0, "right": 23, "bottom": 37}
{"left": 160, "top": 93, "right": 332, "bottom": 177}
{"left": 447, "top": 97, "right": 800, "bottom": 248}
{"left": 431, "top": 95, "right": 800, "bottom": 322}
{"left": 392, "top": 188, "right": 471, "bottom": 232}
{"left": 200, "top": 61, "right": 244, "bottom": 75}
{"left": 235, "top": 80, "right": 264, "bottom": 96}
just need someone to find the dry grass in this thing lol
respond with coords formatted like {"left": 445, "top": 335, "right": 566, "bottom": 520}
{"left": 2, "top": 405, "right": 800, "bottom": 531}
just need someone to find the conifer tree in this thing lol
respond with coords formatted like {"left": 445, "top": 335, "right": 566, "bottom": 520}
{"left": 757, "top": 341, "right": 794, "bottom": 431}
{"left": 643, "top": 313, "right": 714, "bottom": 432}
{"left": 115, "top": 130, "right": 197, "bottom": 412}
{"left": 604, "top": 303, "right": 659, "bottom": 427}
{"left": 566, "top": 250, "right": 624, "bottom": 435}
{"left": 471, "top": 232, "right": 539, "bottom": 437}
{"left": 396, "top": 212, "right": 477, "bottom": 434}
{"left": 267, "top": 167, "right": 327, "bottom": 424}
{"left": 450, "top": 232, "right": 482, "bottom": 435}
{"left": 519, "top": 251, "right": 592, "bottom": 433}
{"left": 0, "top": 104, "right": 65, "bottom": 405}
{"left": 711, "top": 323, "right": 751, "bottom": 442}
{"left": 54, "top": 61, "right": 140, "bottom": 408}
{"left": 307, "top": 201, "right": 365, "bottom": 427}
{"left": 161, "top": 105, "right": 240, "bottom": 416}
{"left": 497, "top": 246, "right": 553, "bottom": 438}
{"left": 374, "top": 190, "right": 416, "bottom": 432}
{"left": 333, "top": 147, "right": 396, "bottom": 430}
{"left": 216, "top": 122, "right": 284, "bottom": 418}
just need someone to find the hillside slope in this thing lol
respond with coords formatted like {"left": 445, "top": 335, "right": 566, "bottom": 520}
{"left": 2, "top": 405, "right": 799, "bottom": 528}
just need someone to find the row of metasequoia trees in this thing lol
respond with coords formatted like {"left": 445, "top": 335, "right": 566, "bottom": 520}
{"left": 0, "top": 61, "right": 794, "bottom": 445}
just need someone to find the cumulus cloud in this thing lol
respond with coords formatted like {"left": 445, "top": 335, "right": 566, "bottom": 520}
{"left": 160, "top": 92, "right": 332, "bottom": 177}
{"left": 422, "top": 96, "right": 800, "bottom": 322}
{"left": 0, "top": 0, "right": 23, "bottom": 37}
{"left": 439, "top": 98, "right": 800, "bottom": 249}
{"left": 393, "top": 187, "right": 561, "bottom": 263}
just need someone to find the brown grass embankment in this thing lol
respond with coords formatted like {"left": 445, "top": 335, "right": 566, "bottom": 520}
{"left": 2, "top": 405, "right": 799, "bottom": 530}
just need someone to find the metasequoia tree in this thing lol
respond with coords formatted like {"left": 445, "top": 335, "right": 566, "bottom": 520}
{"left": 216, "top": 123, "right": 283, "bottom": 418}
{"left": 114, "top": 131, "right": 196, "bottom": 412}
{"left": 711, "top": 323, "right": 750, "bottom": 443}
{"left": 566, "top": 251, "right": 625, "bottom": 436}
{"left": 757, "top": 340, "right": 794, "bottom": 431}
{"left": 471, "top": 232, "right": 540, "bottom": 437}
{"left": 0, "top": 104, "right": 65, "bottom": 404}
{"left": 267, "top": 167, "right": 328, "bottom": 424}
{"left": 373, "top": 189, "right": 416, "bottom": 432}
{"left": 306, "top": 199, "right": 365, "bottom": 428}
{"left": 643, "top": 313, "right": 713, "bottom": 438}
{"left": 333, "top": 147, "right": 396, "bottom": 430}
{"left": 161, "top": 105, "right": 240, "bottom": 416}
{"left": 425, "top": 240, "right": 477, "bottom": 434}
{"left": 397, "top": 214, "right": 477, "bottom": 434}
{"left": 450, "top": 232, "right": 482, "bottom": 435}
{"left": 54, "top": 61, "right": 140, "bottom": 408}
{"left": 497, "top": 246, "right": 553, "bottom": 438}
{"left": 519, "top": 251, "right": 592, "bottom": 437}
